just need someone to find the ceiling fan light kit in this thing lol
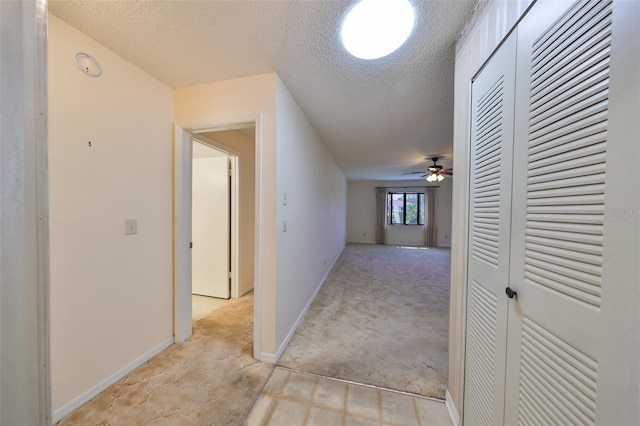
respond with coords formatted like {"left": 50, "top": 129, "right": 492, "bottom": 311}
{"left": 403, "top": 156, "right": 452, "bottom": 181}
{"left": 426, "top": 173, "right": 445, "bottom": 182}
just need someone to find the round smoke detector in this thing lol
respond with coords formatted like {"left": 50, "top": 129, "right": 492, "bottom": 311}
{"left": 74, "top": 51, "right": 102, "bottom": 77}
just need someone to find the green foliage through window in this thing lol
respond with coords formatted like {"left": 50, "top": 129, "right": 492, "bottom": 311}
{"left": 387, "top": 192, "right": 425, "bottom": 225}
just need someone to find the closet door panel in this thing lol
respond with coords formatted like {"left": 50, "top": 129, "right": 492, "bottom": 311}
{"left": 464, "top": 33, "right": 517, "bottom": 426}
{"left": 505, "top": 0, "right": 638, "bottom": 424}
{"left": 591, "top": 0, "right": 640, "bottom": 422}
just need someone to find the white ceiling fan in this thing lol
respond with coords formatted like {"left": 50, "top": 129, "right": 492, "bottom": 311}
{"left": 403, "top": 157, "right": 453, "bottom": 181}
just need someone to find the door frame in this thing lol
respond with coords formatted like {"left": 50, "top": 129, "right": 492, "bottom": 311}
{"left": 173, "top": 114, "right": 263, "bottom": 361}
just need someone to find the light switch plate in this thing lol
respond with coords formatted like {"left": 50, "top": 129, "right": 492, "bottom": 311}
{"left": 125, "top": 219, "right": 137, "bottom": 235}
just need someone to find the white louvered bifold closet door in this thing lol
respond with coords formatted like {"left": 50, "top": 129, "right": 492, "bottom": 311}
{"left": 464, "top": 33, "right": 517, "bottom": 426}
{"left": 504, "top": 0, "right": 639, "bottom": 424}
{"left": 464, "top": 0, "right": 639, "bottom": 424}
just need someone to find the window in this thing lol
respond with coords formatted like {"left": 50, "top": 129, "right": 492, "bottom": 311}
{"left": 387, "top": 192, "right": 425, "bottom": 225}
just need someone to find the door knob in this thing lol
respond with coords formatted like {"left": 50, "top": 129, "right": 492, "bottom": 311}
{"left": 505, "top": 287, "right": 517, "bottom": 299}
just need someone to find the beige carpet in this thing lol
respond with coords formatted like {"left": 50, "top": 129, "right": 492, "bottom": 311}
{"left": 58, "top": 293, "right": 272, "bottom": 425}
{"left": 277, "top": 243, "right": 450, "bottom": 399}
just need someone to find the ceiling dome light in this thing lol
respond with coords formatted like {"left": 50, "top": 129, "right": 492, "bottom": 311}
{"left": 341, "top": 0, "right": 415, "bottom": 60}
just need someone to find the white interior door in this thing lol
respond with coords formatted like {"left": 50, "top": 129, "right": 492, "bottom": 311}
{"left": 505, "top": 0, "right": 638, "bottom": 424}
{"left": 463, "top": 32, "right": 517, "bottom": 425}
{"left": 192, "top": 156, "right": 230, "bottom": 299}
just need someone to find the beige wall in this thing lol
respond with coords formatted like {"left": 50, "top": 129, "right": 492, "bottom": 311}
{"left": 448, "top": 0, "right": 533, "bottom": 421}
{"left": 48, "top": 15, "right": 174, "bottom": 418}
{"left": 346, "top": 179, "right": 453, "bottom": 247}
{"left": 200, "top": 130, "right": 256, "bottom": 297}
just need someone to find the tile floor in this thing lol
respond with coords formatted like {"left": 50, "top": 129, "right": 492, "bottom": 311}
{"left": 244, "top": 367, "right": 452, "bottom": 426}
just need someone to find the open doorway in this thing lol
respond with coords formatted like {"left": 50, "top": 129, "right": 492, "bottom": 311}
{"left": 174, "top": 119, "right": 260, "bottom": 358}
{"left": 196, "top": 127, "right": 256, "bottom": 300}
{"left": 191, "top": 140, "right": 233, "bottom": 321}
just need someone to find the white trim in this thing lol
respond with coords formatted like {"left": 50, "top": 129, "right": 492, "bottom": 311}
{"left": 173, "top": 126, "right": 194, "bottom": 343}
{"left": 252, "top": 116, "right": 264, "bottom": 360}
{"left": 174, "top": 114, "right": 264, "bottom": 360}
{"left": 177, "top": 115, "right": 259, "bottom": 135}
{"left": 52, "top": 338, "right": 173, "bottom": 423}
{"left": 445, "top": 389, "right": 460, "bottom": 426}
{"left": 193, "top": 133, "right": 242, "bottom": 158}
{"left": 35, "top": 0, "right": 51, "bottom": 421}
{"left": 229, "top": 155, "right": 240, "bottom": 299}
{"left": 1, "top": 2, "right": 50, "bottom": 422}
{"left": 259, "top": 352, "right": 278, "bottom": 364}
{"left": 265, "top": 248, "right": 344, "bottom": 363}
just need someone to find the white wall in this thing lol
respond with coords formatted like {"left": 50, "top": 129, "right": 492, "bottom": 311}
{"left": 49, "top": 15, "right": 174, "bottom": 417}
{"left": 275, "top": 77, "right": 347, "bottom": 351}
{"left": 346, "top": 179, "right": 452, "bottom": 247}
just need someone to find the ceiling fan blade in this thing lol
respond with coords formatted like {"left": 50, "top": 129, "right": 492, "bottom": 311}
{"left": 441, "top": 168, "right": 453, "bottom": 175}
{"left": 402, "top": 171, "right": 425, "bottom": 175}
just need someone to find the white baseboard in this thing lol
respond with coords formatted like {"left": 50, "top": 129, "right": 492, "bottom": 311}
{"left": 271, "top": 278, "right": 323, "bottom": 362}
{"left": 445, "top": 390, "right": 460, "bottom": 426}
{"left": 262, "top": 250, "right": 343, "bottom": 364}
{"left": 52, "top": 337, "right": 174, "bottom": 423}
{"left": 239, "top": 286, "right": 254, "bottom": 298}
{"left": 259, "top": 352, "right": 277, "bottom": 363}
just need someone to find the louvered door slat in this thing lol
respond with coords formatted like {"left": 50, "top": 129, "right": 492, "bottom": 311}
{"left": 531, "top": 18, "right": 611, "bottom": 92}
{"left": 530, "top": 1, "right": 611, "bottom": 73}
{"left": 529, "top": 100, "right": 608, "bottom": 143}
{"left": 528, "top": 150, "right": 606, "bottom": 178}
{"left": 531, "top": 0, "right": 604, "bottom": 63}
{"left": 526, "top": 241, "right": 602, "bottom": 265}
{"left": 528, "top": 124, "right": 606, "bottom": 158}
{"left": 518, "top": 319, "right": 598, "bottom": 424}
{"left": 526, "top": 193, "right": 603, "bottom": 208}
{"left": 530, "top": 70, "right": 609, "bottom": 126}
{"left": 466, "top": 282, "right": 498, "bottom": 425}
{"left": 526, "top": 235, "right": 603, "bottom": 256}
{"left": 529, "top": 88, "right": 608, "bottom": 134}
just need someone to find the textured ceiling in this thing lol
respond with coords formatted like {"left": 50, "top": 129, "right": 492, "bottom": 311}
{"left": 49, "top": 0, "right": 475, "bottom": 180}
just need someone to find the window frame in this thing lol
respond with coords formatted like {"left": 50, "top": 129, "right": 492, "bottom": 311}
{"left": 387, "top": 192, "right": 425, "bottom": 226}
